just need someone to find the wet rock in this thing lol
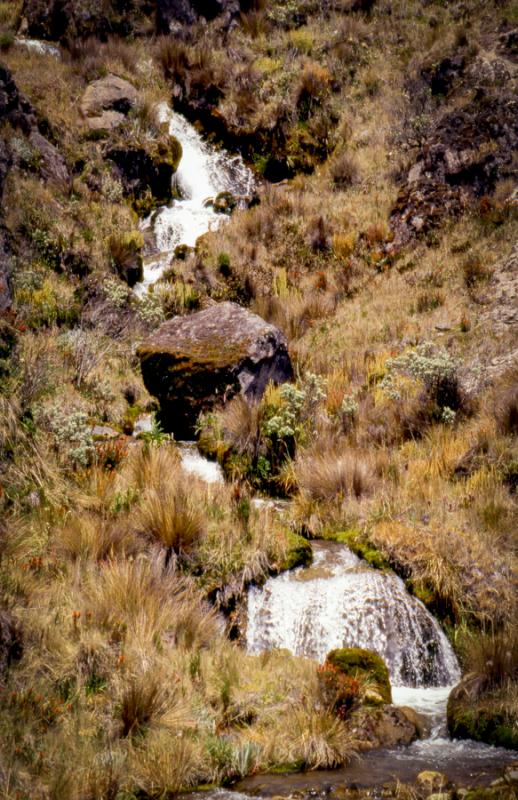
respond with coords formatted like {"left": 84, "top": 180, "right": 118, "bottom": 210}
{"left": 213, "top": 190, "right": 237, "bottom": 215}
{"left": 326, "top": 648, "right": 392, "bottom": 704}
{"left": 80, "top": 74, "right": 138, "bottom": 131}
{"left": 447, "top": 673, "right": 518, "bottom": 749}
{"left": 106, "top": 137, "right": 182, "bottom": 209}
{"left": 138, "top": 301, "right": 293, "bottom": 436}
{"left": 348, "top": 704, "right": 419, "bottom": 749}
{"left": 417, "top": 771, "right": 449, "bottom": 793}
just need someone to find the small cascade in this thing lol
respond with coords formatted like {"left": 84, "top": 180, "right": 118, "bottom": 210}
{"left": 246, "top": 541, "right": 460, "bottom": 688}
{"left": 140, "top": 105, "right": 255, "bottom": 289}
{"left": 178, "top": 441, "right": 224, "bottom": 485}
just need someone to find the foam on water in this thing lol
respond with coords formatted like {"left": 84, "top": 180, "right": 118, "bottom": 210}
{"left": 139, "top": 105, "right": 255, "bottom": 290}
{"left": 246, "top": 541, "right": 461, "bottom": 688}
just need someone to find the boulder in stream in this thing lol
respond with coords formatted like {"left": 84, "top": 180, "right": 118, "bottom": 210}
{"left": 138, "top": 301, "right": 293, "bottom": 436}
{"left": 326, "top": 647, "right": 392, "bottom": 704}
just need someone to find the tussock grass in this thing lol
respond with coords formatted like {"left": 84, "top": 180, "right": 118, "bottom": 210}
{"left": 295, "top": 449, "right": 377, "bottom": 501}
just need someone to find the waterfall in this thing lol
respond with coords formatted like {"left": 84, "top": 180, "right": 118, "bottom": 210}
{"left": 139, "top": 105, "right": 255, "bottom": 289}
{"left": 246, "top": 541, "right": 460, "bottom": 688}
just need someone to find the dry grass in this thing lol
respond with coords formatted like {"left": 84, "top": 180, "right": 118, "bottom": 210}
{"left": 295, "top": 448, "right": 377, "bottom": 501}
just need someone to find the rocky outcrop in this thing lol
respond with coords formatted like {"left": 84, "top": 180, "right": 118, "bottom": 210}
{"left": 156, "top": 0, "right": 242, "bottom": 32}
{"left": 80, "top": 74, "right": 138, "bottom": 132}
{"left": 348, "top": 704, "right": 420, "bottom": 749}
{"left": 0, "top": 64, "right": 70, "bottom": 311}
{"left": 138, "top": 301, "right": 293, "bottom": 436}
{"left": 391, "top": 52, "right": 518, "bottom": 247}
{"left": 106, "top": 136, "right": 182, "bottom": 211}
{"left": 20, "top": 0, "right": 155, "bottom": 43}
{"left": 447, "top": 674, "right": 518, "bottom": 750}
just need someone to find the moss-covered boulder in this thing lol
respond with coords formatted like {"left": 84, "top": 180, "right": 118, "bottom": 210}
{"left": 326, "top": 647, "right": 392, "bottom": 704}
{"left": 447, "top": 674, "right": 518, "bottom": 750}
{"left": 138, "top": 302, "right": 293, "bottom": 437}
{"left": 279, "top": 532, "right": 312, "bottom": 572}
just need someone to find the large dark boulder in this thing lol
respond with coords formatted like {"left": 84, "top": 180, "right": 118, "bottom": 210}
{"left": 106, "top": 137, "right": 182, "bottom": 209}
{"left": 138, "top": 301, "right": 293, "bottom": 436}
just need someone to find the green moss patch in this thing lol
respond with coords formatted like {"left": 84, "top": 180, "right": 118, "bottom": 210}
{"left": 279, "top": 532, "right": 312, "bottom": 572}
{"left": 327, "top": 529, "right": 391, "bottom": 572}
{"left": 326, "top": 647, "right": 392, "bottom": 704}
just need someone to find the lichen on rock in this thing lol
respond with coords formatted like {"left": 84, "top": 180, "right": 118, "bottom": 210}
{"left": 138, "top": 301, "right": 293, "bottom": 436}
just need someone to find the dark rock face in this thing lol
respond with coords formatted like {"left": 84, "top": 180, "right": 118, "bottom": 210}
{"left": 0, "top": 64, "right": 71, "bottom": 311}
{"left": 0, "top": 611, "right": 22, "bottom": 682}
{"left": 156, "top": 0, "right": 241, "bottom": 31}
{"left": 106, "top": 138, "right": 182, "bottom": 207}
{"left": 391, "top": 55, "right": 518, "bottom": 247}
{"left": 138, "top": 301, "right": 293, "bottom": 436}
{"left": 21, "top": 0, "right": 155, "bottom": 43}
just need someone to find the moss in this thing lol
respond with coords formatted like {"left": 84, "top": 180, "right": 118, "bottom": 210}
{"left": 448, "top": 704, "right": 518, "bottom": 750}
{"left": 326, "top": 648, "right": 392, "bottom": 704}
{"left": 327, "top": 529, "right": 391, "bottom": 571}
{"left": 267, "top": 760, "right": 305, "bottom": 774}
{"left": 279, "top": 532, "right": 312, "bottom": 572}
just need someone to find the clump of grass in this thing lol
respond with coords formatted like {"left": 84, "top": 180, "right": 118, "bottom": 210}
{"left": 279, "top": 704, "right": 360, "bottom": 769}
{"left": 117, "top": 669, "right": 187, "bottom": 738}
{"left": 137, "top": 480, "right": 206, "bottom": 558}
{"left": 295, "top": 449, "right": 376, "bottom": 501}
{"left": 330, "top": 152, "right": 360, "bottom": 189}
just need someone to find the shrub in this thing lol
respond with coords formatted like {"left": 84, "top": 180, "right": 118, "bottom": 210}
{"left": 295, "top": 449, "right": 376, "bottom": 501}
{"left": 462, "top": 254, "right": 492, "bottom": 288}
{"left": 330, "top": 153, "right": 360, "bottom": 188}
{"left": 118, "top": 671, "right": 183, "bottom": 738}
{"left": 416, "top": 289, "right": 445, "bottom": 313}
{"left": 495, "top": 385, "right": 518, "bottom": 436}
{"left": 137, "top": 481, "right": 206, "bottom": 557}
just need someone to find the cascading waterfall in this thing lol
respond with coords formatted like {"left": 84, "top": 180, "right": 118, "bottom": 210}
{"left": 246, "top": 541, "right": 460, "bottom": 688}
{"left": 139, "top": 105, "right": 255, "bottom": 290}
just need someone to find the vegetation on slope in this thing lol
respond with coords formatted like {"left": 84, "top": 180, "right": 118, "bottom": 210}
{"left": 0, "top": 0, "right": 517, "bottom": 796}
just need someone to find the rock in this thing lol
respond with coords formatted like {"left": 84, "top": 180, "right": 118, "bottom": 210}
{"left": 417, "top": 771, "right": 449, "bottom": 793}
{"left": 391, "top": 64, "right": 518, "bottom": 247}
{"left": 348, "top": 704, "right": 419, "bottom": 749}
{"left": 138, "top": 301, "right": 293, "bottom": 436}
{"left": 28, "top": 130, "right": 70, "bottom": 189}
{"left": 133, "top": 414, "right": 154, "bottom": 437}
{"left": 447, "top": 674, "right": 518, "bottom": 749}
{"left": 106, "top": 137, "right": 182, "bottom": 209}
{"left": 326, "top": 647, "right": 392, "bottom": 704}
{"left": 213, "top": 190, "right": 237, "bottom": 215}
{"left": 21, "top": 0, "right": 154, "bottom": 43}
{"left": 0, "top": 610, "right": 22, "bottom": 681}
{"left": 80, "top": 75, "right": 138, "bottom": 131}
{"left": 91, "top": 425, "right": 119, "bottom": 440}
{"left": 156, "top": 0, "right": 242, "bottom": 32}
{"left": 504, "top": 765, "right": 518, "bottom": 784}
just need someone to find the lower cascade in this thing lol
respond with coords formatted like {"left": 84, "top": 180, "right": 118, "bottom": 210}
{"left": 246, "top": 541, "right": 461, "bottom": 688}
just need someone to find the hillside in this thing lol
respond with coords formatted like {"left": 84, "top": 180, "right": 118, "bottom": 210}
{"left": 0, "top": 1, "right": 517, "bottom": 798}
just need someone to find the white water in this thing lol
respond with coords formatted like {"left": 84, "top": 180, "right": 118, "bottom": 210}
{"left": 140, "top": 105, "right": 255, "bottom": 290}
{"left": 15, "top": 39, "right": 61, "bottom": 59}
{"left": 247, "top": 541, "right": 461, "bottom": 689}
{"left": 178, "top": 441, "right": 224, "bottom": 484}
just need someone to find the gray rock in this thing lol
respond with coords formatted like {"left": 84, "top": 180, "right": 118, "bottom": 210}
{"left": 80, "top": 74, "right": 138, "bottom": 128}
{"left": 138, "top": 301, "right": 293, "bottom": 436}
{"left": 133, "top": 414, "right": 155, "bottom": 437}
{"left": 91, "top": 425, "right": 119, "bottom": 440}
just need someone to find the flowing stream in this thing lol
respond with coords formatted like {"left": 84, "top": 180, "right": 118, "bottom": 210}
{"left": 139, "top": 105, "right": 255, "bottom": 291}
{"left": 160, "top": 107, "right": 515, "bottom": 785}
{"left": 178, "top": 445, "right": 515, "bottom": 787}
